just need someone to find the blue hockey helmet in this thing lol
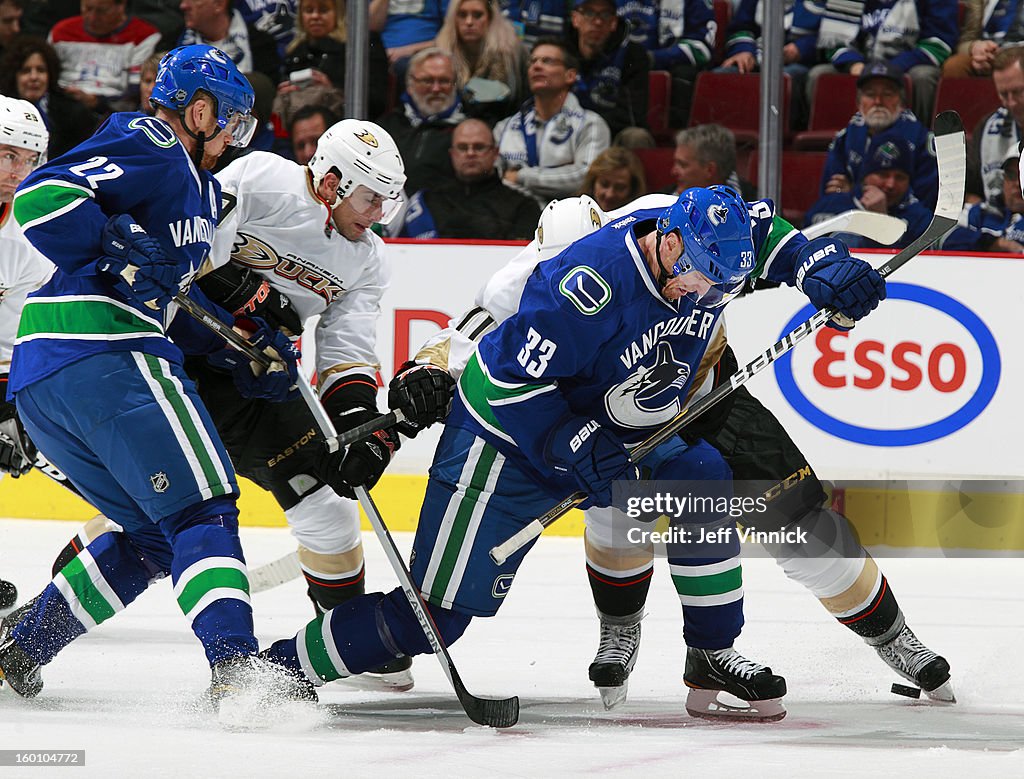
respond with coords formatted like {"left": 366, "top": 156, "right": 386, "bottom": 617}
{"left": 656, "top": 185, "right": 756, "bottom": 307}
{"left": 150, "top": 45, "right": 257, "bottom": 147}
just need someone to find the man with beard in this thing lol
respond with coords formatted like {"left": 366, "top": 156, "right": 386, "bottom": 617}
{"left": 819, "top": 60, "right": 938, "bottom": 210}
{"left": 378, "top": 47, "right": 466, "bottom": 197}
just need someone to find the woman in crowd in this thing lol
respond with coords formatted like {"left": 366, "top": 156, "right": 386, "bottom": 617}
{"left": 580, "top": 146, "right": 647, "bottom": 212}
{"left": 0, "top": 36, "right": 97, "bottom": 159}
{"left": 436, "top": 0, "right": 524, "bottom": 124}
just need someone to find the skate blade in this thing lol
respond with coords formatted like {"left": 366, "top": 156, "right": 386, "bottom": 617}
{"left": 332, "top": 668, "right": 415, "bottom": 693}
{"left": 597, "top": 682, "right": 628, "bottom": 710}
{"left": 685, "top": 688, "right": 787, "bottom": 722}
{"left": 923, "top": 680, "right": 956, "bottom": 704}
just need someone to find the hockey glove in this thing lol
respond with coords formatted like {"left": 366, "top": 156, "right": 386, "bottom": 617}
{"left": 388, "top": 360, "right": 455, "bottom": 437}
{"left": 794, "top": 237, "right": 886, "bottom": 330}
{"left": 0, "top": 401, "right": 36, "bottom": 477}
{"left": 198, "top": 263, "right": 304, "bottom": 336}
{"left": 315, "top": 409, "right": 401, "bottom": 498}
{"left": 545, "top": 416, "right": 638, "bottom": 509}
{"left": 207, "top": 317, "right": 301, "bottom": 402}
{"left": 97, "top": 214, "right": 181, "bottom": 309}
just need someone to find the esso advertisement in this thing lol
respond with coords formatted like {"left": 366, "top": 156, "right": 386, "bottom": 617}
{"left": 776, "top": 283, "right": 1000, "bottom": 446}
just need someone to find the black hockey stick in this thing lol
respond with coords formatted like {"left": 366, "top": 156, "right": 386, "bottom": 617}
{"left": 172, "top": 292, "right": 404, "bottom": 451}
{"left": 174, "top": 292, "right": 519, "bottom": 727}
{"left": 490, "top": 110, "right": 966, "bottom": 565}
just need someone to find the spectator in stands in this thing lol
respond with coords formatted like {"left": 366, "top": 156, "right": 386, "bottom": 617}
{"left": 379, "top": 47, "right": 466, "bottom": 195}
{"left": 275, "top": 0, "right": 389, "bottom": 126}
{"left": 436, "top": 0, "right": 526, "bottom": 124}
{"left": 720, "top": 0, "right": 821, "bottom": 128}
{"left": 820, "top": 60, "right": 938, "bottom": 209}
{"left": 942, "top": 0, "right": 1015, "bottom": 78}
{"left": 22, "top": 0, "right": 77, "bottom": 38}
{"left": 235, "top": 0, "right": 297, "bottom": 58}
{"left": 401, "top": 118, "right": 541, "bottom": 238}
{"left": 806, "top": 131, "right": 932, "bottom": 249}
{"left": 0, "top": 36, "right": 98, "bottom": 158}
{"left": 617, "top": 0, "right": 714, "bottom": 127}
{"left": 565, "top": 0, "right": 649, "bottom": 140}
{"left": 669, "top": 123, "right": 755, "bottom": 199}
{"left": 945, "top": 150, "right": 1024, "bottom": 251}
{"left": 377, "top": 0, "right": 445, "bottom": 65}
{"left": 969, "top": 45, "right": 1024, "bottom": 209}
{"left": 495, "top": 38, "right": 611, "bottom": 206}
{"left": 580, "top": 145, "right": 645, "bottom": 211}
{"left": 501, "top": 0, "right": 568, "bottom": 47}
{"left": 132, "top": 0, "right": 187, "bottom": 49}
{"left": 0, "top": 0, "right": 22, "bottom": 61}
{"left": 178, "top": 0, "right": 283, "bottom": 83}
{"left": 810, "top": 0, "right": 958, "bottom": 124}
{"left": 137, "top": 49, "right": 165, "bottom": 114}
{"left": 47, "top": 0, "right": 162, "bottom": 115}
{"left": 288, "top": 103, "right": 337, "bottom": 163}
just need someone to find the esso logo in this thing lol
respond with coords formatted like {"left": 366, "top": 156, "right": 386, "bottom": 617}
{"left": 775, "top": 283, "right": 1001, "bottom": 446}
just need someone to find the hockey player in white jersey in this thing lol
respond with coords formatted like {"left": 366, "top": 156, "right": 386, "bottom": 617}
{"left": 423, "top": 195, "right": 952, "bottom": 713}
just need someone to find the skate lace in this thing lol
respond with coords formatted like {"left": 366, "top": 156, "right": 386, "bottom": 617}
{"left": 710, "top": 648, "right": 766, "bottom": 680}
{"left": 879, "top": 628, "right": 938, "bottom": 679}
{"left": 593, "top": 622, "right": 641, "bottom": 666}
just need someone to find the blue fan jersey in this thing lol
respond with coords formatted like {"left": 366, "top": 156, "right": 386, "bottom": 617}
{"left": 9, "top": 112, "right": 222, "bottom": 395}
{"left": 449, "top": 200, "right": 808, "bottom": 491}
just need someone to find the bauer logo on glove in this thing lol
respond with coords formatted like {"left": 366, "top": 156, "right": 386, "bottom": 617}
{"left": 793, "top": 237, "right": 886, "bottom": 330}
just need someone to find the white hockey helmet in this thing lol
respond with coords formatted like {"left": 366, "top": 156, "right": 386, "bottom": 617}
{"left": 0, "top": 95, "right": 49, "bottom": 166}
{"left": 536, "top": 195, "right": 606, "bottom": 261}
{"left": 308, "top": 119, "right": 407, "bottom": 225}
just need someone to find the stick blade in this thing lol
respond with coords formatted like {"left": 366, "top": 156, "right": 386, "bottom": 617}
{"left": 456, "top": 679, "right": 520, "bottom": 728}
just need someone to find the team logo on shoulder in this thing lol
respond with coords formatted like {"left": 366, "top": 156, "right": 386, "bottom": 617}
{"left": 150, "top": 472, "right": 170, "bottom": 494}
{"left": 558, "top": 265, "right": 611, "bottom": 315}
{"left": 605, "top": 342, "right": 691, "bottom": 429}
{"left": 707, "top": 204, "right": 729, "bottom": 226}
{"left": 128, "top": 116, "right": 177, "bottom": 148}
{"left": 353, "top": 128, "right": 379, "bottom": 148}
{"left": 492, "top": 573, "right": 515, "bottom": 598}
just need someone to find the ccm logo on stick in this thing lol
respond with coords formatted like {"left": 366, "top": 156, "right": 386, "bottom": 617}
{"left": 774, "top": 283, "right": 1001, "bottom": 446}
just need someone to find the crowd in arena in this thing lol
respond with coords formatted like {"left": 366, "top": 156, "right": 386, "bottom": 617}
{"left": 0, "top": 0, "right": 1021, "bottom": 250}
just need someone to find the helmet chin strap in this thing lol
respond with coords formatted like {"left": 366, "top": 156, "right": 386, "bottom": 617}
{"left": 654, "top": 231, "right": 672, "bottom": 288}
{"left": 179, "top": 107, "right": 220, "bottom": 168}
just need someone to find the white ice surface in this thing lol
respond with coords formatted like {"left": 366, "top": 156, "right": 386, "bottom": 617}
{"left": 1, "top": 517, "right": 1022, "bottom": 778}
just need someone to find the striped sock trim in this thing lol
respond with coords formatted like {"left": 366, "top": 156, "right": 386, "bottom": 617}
{"left": 670, "top": 558, "right": 744, "bottom": 607}
{"left": 173, "top": 557, "right": 250, "bottom": 621}
{"left": 586, "top": 563, "right": 654, "bottom": 588}
{"left": 54, "top": 548, "right": 126, "bottom": 630}
{"left": 295, "top": 615, "right": 351, "bottom": 684}
{"left": 301, "top": 563, "right": 365, "bottom": 589}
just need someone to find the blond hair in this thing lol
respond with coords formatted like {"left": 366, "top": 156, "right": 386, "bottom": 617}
{"left": 436, "top": 0, "right": 523, "bottom": 91}
{"left": 288, "top": 0, "right": 347, "bottom": 55}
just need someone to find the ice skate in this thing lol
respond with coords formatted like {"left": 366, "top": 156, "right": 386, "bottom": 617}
{"left": 684, "top": 646, "right": 787, "bottom": 722}
{"left": 364, "top": 655, "right": 414, "bottom": 692}
{"left": 0, "top": 579, "right": 17, "bottom": 617}
{"left": 873, "top": 624, "right": 954, "bottom": 703}
{"left": 0, "top": 596, "right": 42, "bottom": 698}
{"left": 206, "top": 654, "right": 319, "bottom": 726}
{"left": 588, "top": 609, "right": 642, "bottom": 710}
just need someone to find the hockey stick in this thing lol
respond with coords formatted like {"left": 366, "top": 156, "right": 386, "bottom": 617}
{"left": 174, "top": 292, "right": 520, "bottom": 727}
{"left": 489, "top": 110, "right": 966, "bottom": 566}
{"left": 171, "top": 292, "right": 405, "bottom": 451}
{"left": 801, "top": 210, "right": 907, "bottom": 244}
{"left": 248, "top": 550, "right": 302, "bottom": 593}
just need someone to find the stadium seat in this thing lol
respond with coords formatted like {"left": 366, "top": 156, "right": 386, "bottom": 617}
{"left": 793, "top": 72, "right": 915, "bottom": 151}
{"left": 635, "top": 146, "right": 677, "bottom": 194}
{"left": 647, "top": 70, "right": 673, "bottom": 145}
{"left": 687, "top": 72, "right": 790, "bottom": 146}
{"left": 933, "top": 77, "right": 1000, "bottom": 141}
{"left": 748, "top": 150, "right": 828, "bottom": 227}
{"left": 712, "top": 0, "right": 731, "bottom": 64}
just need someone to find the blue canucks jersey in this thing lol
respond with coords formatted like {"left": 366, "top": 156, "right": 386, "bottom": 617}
{"left": 8, "top": 113, "right": 222, "bottom": 395}
{"left": 449, "top": 200, "right": 807, "bottom": 490}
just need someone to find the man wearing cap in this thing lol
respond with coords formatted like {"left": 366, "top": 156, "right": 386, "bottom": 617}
{"left": 820, "top": 59, "right": 938, "bottom": 210}
{"left": 567, "top": 0, "right": 650, "bottom": 139}
{"left": 808, "top": 131, "right": 933, "bottom": 249}
{"left": 945, "top": 150, "right": 1024, "bottom": 253}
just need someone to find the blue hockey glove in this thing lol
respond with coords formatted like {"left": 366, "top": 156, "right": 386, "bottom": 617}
{"left": 545, "top": 417, "right": 638, "bottom": 508}
{"left": 207, "top": 317, "right": 301, "bottom": 402}
{"left": 794, "top": 237, "right": 886, "bottom": 330}
{"left": 97, "top": 214, "right": 181, "bottom": 308}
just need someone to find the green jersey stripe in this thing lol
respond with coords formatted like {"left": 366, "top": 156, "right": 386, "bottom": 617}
{"left": 17, "top": 298, "right": 164, "bottom": 340}
{"left": 14, "top": 181, "right": 92, "bottom": 231}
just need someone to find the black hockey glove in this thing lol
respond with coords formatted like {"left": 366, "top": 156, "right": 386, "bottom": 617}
{"left": 198, "top": 263, "right": 304, "bottom": 336}
{"left": 0, "top": 399, "right": 37, "bottom": 477}
{"left": 97, "top": 214, "right": 181, "bottom": 309}
{"left": 388, "top": 361, "right": 455, "bottom": 437}
{"left": 315, "top": 410, "right": 401, "bottom": 499}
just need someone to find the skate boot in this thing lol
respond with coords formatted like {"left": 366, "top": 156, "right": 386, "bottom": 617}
{"left": 684, "top": 646, "right": 787, "bottom": 722}
{"left": 871, "top": 623, "right": 954, "bottom": 703}
{"left": 207, "top": 654, "right": 319, "bottom": 722}
{"left": 0, "top": 597, "right": 43, "bottom": 698}
{"left": 0, "top": 579, "right": 17, "bottom": 616}
{"left": 588, "top": 609, "right": 643, "bottom": 710}
{"left": 365, "top": 655, "right": 414, "bottom": 692}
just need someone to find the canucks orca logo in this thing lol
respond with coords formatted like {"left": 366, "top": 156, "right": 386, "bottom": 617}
{"left": 707, "top": 204, "right": 729, "bottom": 226}
{"left": 604, "top": 342, "right": 691, "bottom": 429}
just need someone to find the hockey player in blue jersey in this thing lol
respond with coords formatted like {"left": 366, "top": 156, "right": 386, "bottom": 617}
{"left": 259, "top": 184, "right": 886, "bottom": 721}
{"left": 0, "top": 45, "right": 308, "bottom": 708}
